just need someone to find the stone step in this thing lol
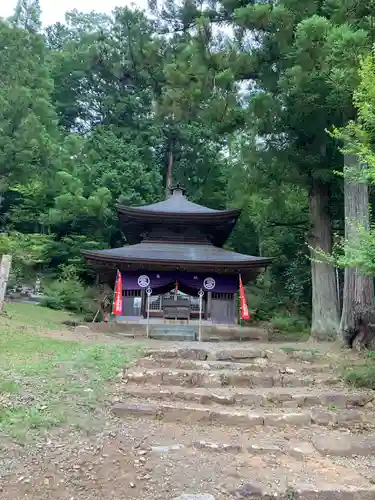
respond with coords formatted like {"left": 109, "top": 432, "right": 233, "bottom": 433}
{"left": 192, "top": 434, "right": 375, "bottom": 458}
{"left": 119, "top": 384, "right": 374, "bottom": 409}
{"left": 137, "top": 425, "right": 375, "bottom": 458}
{"left": 122, "top": 367, "right": 342, "bottom": 388}
{"left": 225, "top": 484, "right": 375, "bottom": 499}
{"left": 149, "top": 330, "right": 196, "bottom": 341}
{"left": 312, "top": 433, "right": 375, "bottom": 457}
{"left": 137, "top": 356, "right": 334, "bottom": 374}
{"left": 144, "top": 345, "right": 329, "bottom": 363}
{"left": 125, "top": 424, "right": 375, "bottom": 500}
{"left": 112, "top": 400, "right": 369, "bottom": 429}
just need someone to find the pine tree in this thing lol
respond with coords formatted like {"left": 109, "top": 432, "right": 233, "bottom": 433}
{"left": 12, "top": 0, "right": 41, "bottom": 33}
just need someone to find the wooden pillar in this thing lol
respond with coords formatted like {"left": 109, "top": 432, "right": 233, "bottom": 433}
{"left": 206, "top": 291, "right": 212, "bottom": 320}
{"left": 234, "top": 293, "right": 239, "bottom": 325}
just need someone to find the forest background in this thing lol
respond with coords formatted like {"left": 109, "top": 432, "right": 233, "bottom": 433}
{"left": 1, "top": 0, "right": 375, "bottom": 343}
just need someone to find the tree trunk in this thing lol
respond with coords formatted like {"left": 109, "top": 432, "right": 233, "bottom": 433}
{"left": 308, "top": 180, "right": 340, "bottom": 339}
{"left": 339, "top": 155, "right": 374, "bottom": 346}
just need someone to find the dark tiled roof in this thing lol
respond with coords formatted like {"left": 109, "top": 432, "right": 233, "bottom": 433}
{"left": 83, "top": 242, "right": 271, "bottom": 267}
{"left": 117, "top": 187, "right": 240, "bottom": 217}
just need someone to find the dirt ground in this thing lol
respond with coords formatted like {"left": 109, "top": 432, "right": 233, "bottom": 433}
{"left": 1, "top": 313, "right": 374, "bottom": 500}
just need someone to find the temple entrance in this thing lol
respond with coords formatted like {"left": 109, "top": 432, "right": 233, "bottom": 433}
{"left": 147, "top": 291, "right": 203, "bottom": 322}
{"left": 121, "top": 286, "right": 236, "bottom": 324}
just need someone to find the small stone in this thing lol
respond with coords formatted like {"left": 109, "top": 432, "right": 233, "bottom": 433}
{"left": 264, "top": 412, "right": 310, "bottom": 427}
{"left": 247, "top": 442, "right": 281, "bottom": 454}
{"left": 151, "top": 444, "right": 184, "bottom": 453}
{"left": 334, "top": 409, "right": 363, "bottom": 427}
{"left": 232, "top": 482, "right": 263, "bottom": 498}
{"left": 74, "top": 325, "right": 90, "bottom": 333}
{"left": 193, "top": 441, "right": 242, "bottom": 453}
{"left": 129, "top": 482, "right": 136, "bottom": 488}
{"left": 310, "top": 409, "right": 333, "bottom": 426}
{"left": 173, "top": 495, "right": 215, "bottom": 500}
{"left": 253, "top": 358, "right": 268, "bottom": 368}
{"left": 288, "top": 441, "right": 316, "bottom": 458}
{"left": 279, "top": 367, "right": 297, "bottom": 375}
{"left": 210, "top": 393, "right": 235, "bottom": 405}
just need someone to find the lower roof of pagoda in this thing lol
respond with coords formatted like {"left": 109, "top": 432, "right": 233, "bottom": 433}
{"left": 83, "top": 241, "right": 272, "bottom": 275}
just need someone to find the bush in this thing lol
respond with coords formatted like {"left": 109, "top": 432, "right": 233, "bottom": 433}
{"left": 268, "top": 314, "right": 310, "bottom": 341}
{"left": 344, "top": 366, "right": 375, "bottom": 389}
{"left": 270, "top": 314, "right": 309, "bottom": 333}
{"left": 344, "top": 352, "right": 375, "bottom": 390}
{"left": 41, "top": 265, "right": 96, "bottom": 314}
{"left": 41, "top": 278, "right": 95, "bottom": 314}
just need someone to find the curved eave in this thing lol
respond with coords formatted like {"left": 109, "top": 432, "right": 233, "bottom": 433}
{"left": 116, "top": 204, "right": 242, "bottom": 222}
{"left": 82, "top": 250, "right": 272, "bottom": 273}
{"left": 116, "top": 206, "right": 241, "bottom": 247}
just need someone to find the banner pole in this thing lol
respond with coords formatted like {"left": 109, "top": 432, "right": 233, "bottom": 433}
{"left": 146, "top": 287, "right": 152, "bottom": 338}
{"left": 198, "top": 288, "right": 204, "bottom": 342}
{"left": 239, "top": 274, "right": 242, "bottom": 342}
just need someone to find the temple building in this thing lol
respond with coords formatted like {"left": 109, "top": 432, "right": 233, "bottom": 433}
{"left": 83, "top": 185, "right": 271, "bottom": 325}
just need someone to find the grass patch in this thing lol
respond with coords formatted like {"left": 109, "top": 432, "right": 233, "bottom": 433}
{"left": 279, "top": 345, "right": 321, "bottom": 358}
{"left": 0, "top": 303, "right": 140, "bottom": 442}
{"left": 268, "top": 314, "right": 310, "bottom": 342}
{"left": 1, "top": 302, "right": 81, "bottom": 330}
{"left": 343, "top": 352, "right": 375, "bottom": 390}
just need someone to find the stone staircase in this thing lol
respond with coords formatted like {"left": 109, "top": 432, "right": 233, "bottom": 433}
{"left": 149, "top": 325, "right": 197, "bottom": 341}
{"left": 113, "top": 344, "right": 375, "bottom": 499}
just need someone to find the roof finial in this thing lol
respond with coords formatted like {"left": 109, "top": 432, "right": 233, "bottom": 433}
{"left": 165, "top": 151, "right": 173, "bottom": 198}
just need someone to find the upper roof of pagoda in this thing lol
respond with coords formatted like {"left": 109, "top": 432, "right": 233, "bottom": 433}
{"left": 117, "top": 185, "right": 241, "bottom": 247}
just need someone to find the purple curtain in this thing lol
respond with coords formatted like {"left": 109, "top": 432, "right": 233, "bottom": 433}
{"left": 122, "top": 271, "right": 238, "bottom": 293}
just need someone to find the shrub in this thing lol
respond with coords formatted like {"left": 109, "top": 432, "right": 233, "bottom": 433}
{"left": 41, "top": 278, "right": 95, "bottom": 314}
{"left": 344, "top": 352, "right": 375, "bottom": 390}
{"left": 268, "top": 314, "right": 310, "bottom": 341}
{"left": 41, "top": 265, "right": 95, "bottom": 314}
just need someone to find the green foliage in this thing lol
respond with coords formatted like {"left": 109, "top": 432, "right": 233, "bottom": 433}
{"left": 0, "top": 232, "right": 52, "bottom": 283}
{"left": 327, "top": 52, "right": 375, "bottom": 275}
{"left": 344, "top": 354, "right": 375, "bottom": 390}
{"left": 41, "top": 266, "right": 95, "bottom": 314}
{"left": 269, "top": 314, "right": 310, "bottom": 342}
{"left": 270, "top": 314, "right": 309, "bottom": 334}
{"left": 3, "top": 0, "right": 375, "bottom": 323}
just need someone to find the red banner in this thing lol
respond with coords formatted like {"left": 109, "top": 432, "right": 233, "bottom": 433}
{"left": 239, "top": 276, "right": 250, "bottom": 321}
{"left": 112, "top": 270, "right": 123, "bottom": 316}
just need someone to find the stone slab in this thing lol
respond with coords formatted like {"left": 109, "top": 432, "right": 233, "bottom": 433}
{"left": 193, "top": 441, "right": 242, "bottom": 453}
{"left": 292, "top": 484, "right": 375, "bottom": 500}
{"left": 208, "top": 349, "right": 264, "bottom": 361}
{"left": 312, "top": 435, "right": 375, "bottom": 457}
{"left": 112, "top": 402, "right": 157, "bottom": 417}
{"left": 174, "top": 495, "right": 215, "bottom": 500}
{"left": 264, "top": 412, "right": 311, "bottom": 427}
